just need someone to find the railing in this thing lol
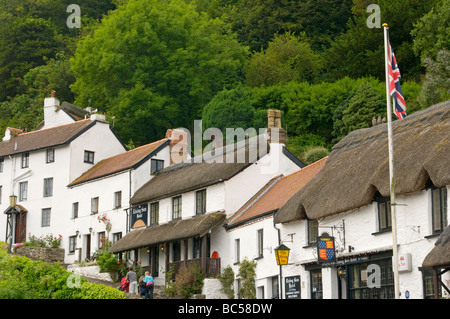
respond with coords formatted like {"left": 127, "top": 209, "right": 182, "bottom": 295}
{"left": 170, "top": 258, "right": 221, "bottom": 278}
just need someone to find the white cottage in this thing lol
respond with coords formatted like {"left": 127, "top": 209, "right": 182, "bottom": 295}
{"left": 275, "top": 101, "right": 450, "bottom": 299}
{"left": 0, "top": 95, "right": 127, "bottom": 260}
{"left": 108, "top": 110, "right": 304, "bottom": 286}
{"left": 224, "top": 157, "right": 326, "bottom": 299}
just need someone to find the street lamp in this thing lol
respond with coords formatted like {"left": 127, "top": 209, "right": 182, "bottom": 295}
{"left": 9, "top": 195, "right": 17, "bottom": 209}
{"left": 274, "top": 244, "right": 290, "bottom": 266}
{"left": 274, "top": 243, "right": 290, "bottom": 299}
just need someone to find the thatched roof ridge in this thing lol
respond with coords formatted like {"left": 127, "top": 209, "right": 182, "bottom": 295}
{"left": 422, "top": 225, "right": 450, "bottom": 268}
{"left": 109, "top": 211, "right": 226, "bottom": 253}
{"left": 275, "top": 100, "right": 450, "bottom": 223}
{"left": 130, "top": 135, "right": 268, "bottom": 205}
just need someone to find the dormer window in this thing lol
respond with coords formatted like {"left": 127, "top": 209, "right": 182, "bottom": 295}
{"left": 84, "top": 150, "right": 94, "bottom": 164}
{"left": 374, "top": 191, "right": 391, "bottom": 232}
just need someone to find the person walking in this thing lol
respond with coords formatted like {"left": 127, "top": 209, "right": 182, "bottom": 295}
{"left": 126, "top": 267, "right": 138, "bottom": 296}
{"left": 143, "top": 271, "right": 154, "bottom": 299}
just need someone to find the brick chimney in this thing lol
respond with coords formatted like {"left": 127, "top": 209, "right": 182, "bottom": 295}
{"left": 267, "top": 109, "right": 286, "bottom": 144}
{"left": 166, "top": 128, "right": 190, "bottom": 164}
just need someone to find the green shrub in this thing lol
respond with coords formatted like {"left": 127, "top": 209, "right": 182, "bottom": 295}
{"left": 80, "top": 282, "right": 125, "bottom": 299}
{"left": 219, "top": 265, "right": 235, "bottom": 299}
{"left": 0, "top": 241, "right": 124, "bottom": 299}
{"left": 237, "top": 258, "right": 256, "bottom": 299}
{"left": 168, "top": 263, "right": 204, "bottom": 299}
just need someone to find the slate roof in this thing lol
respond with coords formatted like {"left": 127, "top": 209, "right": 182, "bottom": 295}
{"left": 0, "top": 119, "right": 95, "bottom": 157}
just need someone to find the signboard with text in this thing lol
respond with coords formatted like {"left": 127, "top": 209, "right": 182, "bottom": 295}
{"left": 131, "top": 204, "right": 148, "bottom": 229}
{"left": 285, "top": 276, "right": 301, "bottom": 299}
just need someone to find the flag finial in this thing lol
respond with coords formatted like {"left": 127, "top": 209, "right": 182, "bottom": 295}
{"left": 382, "top": 23, "right": 388, "bottom": 28}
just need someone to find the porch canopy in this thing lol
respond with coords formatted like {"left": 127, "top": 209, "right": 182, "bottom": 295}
{"left": 109, "top": 211, "right": 226, "bottom": 254}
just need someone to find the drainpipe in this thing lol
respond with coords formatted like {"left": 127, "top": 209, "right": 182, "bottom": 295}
{"left": 273, "top": 218, "right": 283, "bottom": 299}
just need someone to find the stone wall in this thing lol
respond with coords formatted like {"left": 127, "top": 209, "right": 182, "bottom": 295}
{"left": 14, "top": 246, "right": 65, "bottom": 263}
{"left": 67, "top": 264, "right": 114, "bottom": 282}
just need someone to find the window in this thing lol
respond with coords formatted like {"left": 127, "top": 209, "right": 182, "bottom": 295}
{"left": 347, "top": 258, "right": 394, "bottom": 299}
{"left": 72, "top": 202, "right": 79, "bottom": 219}
{"left": 46, "top": 148, "right": 55, "bottom": 163}
{"left": 308, "top": 219, "right": 318, "bottom": 245}
{"left": 172, "top": 196, "right": 182, "bottom": 220}
{"left": 98, "top": 231, "right": 105, "bottom": 249}
{"left": 43, "top": 178, "right": 53, "bottom": 197}
{"left": 0, "top": 186, "right": 2, "bottom": 204}
{"left": 19, "top": 182, "right": 28, "bottom": 201}
{"left": 310, "top": 269, "right": 323, "bottom": 299}
{"left": 234, "top": 238, "right": 240, "bottom": 264}
{"left": 196, "top": 189, "right": 206, "bottom": 215}
{"left": 69, "top": 236, "right": 77, "bottom": 254}
{"left": 375, "top": 192, "right": 391, "bottom": 232}
{"left": 84, "top": 150, "right": 94, "bottom": 164}
{"left": 0, "top": 158, "right": 3, "bottom": 172}
{"left": 21, "top": 152, "right": 29, "bottom": 168}
{"left": 257, "top": 229, "right": 264, "bottom": 258}
{"left": 114, "top": 191, "right": 122, "bottom": 209}
{"left": 150, "top": 202, "right": 159, "bottom": 225}
{"left": 151, "top": 159, "right": 164, "bottom": 174}
{"left": 431, "top": 186, "right": 448, "bottom": 234}
{"left": 421, "top": 268, "right": 440, "bottom": 299}
{"left": 113, "top": 232, "right": 122, "bottom": 244}
{"left": 41, "top": 208, "right": 51, "bottom": 227}
{"left": 91, "top": 197, "right": 99, "bottom": 214}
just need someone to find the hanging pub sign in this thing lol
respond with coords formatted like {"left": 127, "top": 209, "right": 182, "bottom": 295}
{"left": 131, "top": 204, "right": 148, "bottom": 229}
{"left": 317, "top": 234, "right": 336, "bottom": 263}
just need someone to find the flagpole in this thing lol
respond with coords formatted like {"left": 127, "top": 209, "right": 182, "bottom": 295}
{"left": 383, "top": 23, "right": 400, "bottom": 299}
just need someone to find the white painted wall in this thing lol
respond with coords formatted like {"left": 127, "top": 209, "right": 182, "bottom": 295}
{"left": 278, "top": 186, "right": 449, "bottom": 299}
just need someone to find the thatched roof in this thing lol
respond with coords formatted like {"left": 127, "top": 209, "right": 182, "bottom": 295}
{"left": 422, "top": 225, "right": 450, "bottom": 269}
{"left": 226, "top": 157, "right": 326, "bottom": 229}
{"left": 275, "top": 100, "right": 450, "bottom": 223}
{"left": 109, "top": 211, "right": 226, "bottom": 253}
{"left": 130, "top": 135, "right": 268, "bottom": 205}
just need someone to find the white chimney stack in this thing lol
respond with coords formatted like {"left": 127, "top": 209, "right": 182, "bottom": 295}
{"left": 43, "top": 90, "right": 61, "bottom": 129}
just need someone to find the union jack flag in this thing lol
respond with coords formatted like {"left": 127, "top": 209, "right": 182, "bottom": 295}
{"left": 388, "top": 42, "right": 407, "bottom": 119}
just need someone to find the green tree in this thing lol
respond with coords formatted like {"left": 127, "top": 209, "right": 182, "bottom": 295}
{"left": 245, "top": 32, "right": 321, "bottom": 87}
{"left": 71, "top": 0, "right": 248, "bottom": 145}
{"left": 338, "top": 81, "right": 386, "bottom": 139}
{"left": 202, "top": 84, "right": 255, "bottom": 134}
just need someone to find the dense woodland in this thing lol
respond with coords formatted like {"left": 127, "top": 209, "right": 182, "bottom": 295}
{"left": 0, "top": 0, "right": 448, "bottom": 162}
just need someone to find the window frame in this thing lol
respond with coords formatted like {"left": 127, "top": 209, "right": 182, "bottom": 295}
{"left": 21, "top": 152, "right": 29, "bottom": 168}
{"left": 195, "top": 189, "right": 206, "bottom": 215}
{"left": 84, "top": 150, "right": 95, "bottom": 164}
{"left": 374, "top": 192, "right": 392, "bottom": 232}
{"left": 43, "top": 177, "right": 53, "bottom": 197}
{"left": 72, "top": 202, "right": 79, "bottom": 219}
{"left": 114, "top": 191, "right": 122, "bottom": 209}
{"left": 150, "top": 159, "right": 164, "bottom": 175}
{"left": 41, "top": 208, "right": 51, "bottom": 227}
{"left": 91, "top": 197, "right": 99, "bottom": 214}
{"left": 172, "top": 196, "right": 182, "bottom": 220}
{"left": 150, "top": 202, "right": 159, "bottom": 226}
{"left": 46, "top": 148, "right": 55, "bottom": 163}
{"left": 257, "top": 229, "right": 264, "bottom": 259}
{"left": 19, "top": 181, "right": 28, "bottom": 201}
{"left": 431, "top": 186, "right": 448, "bottom": 235}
